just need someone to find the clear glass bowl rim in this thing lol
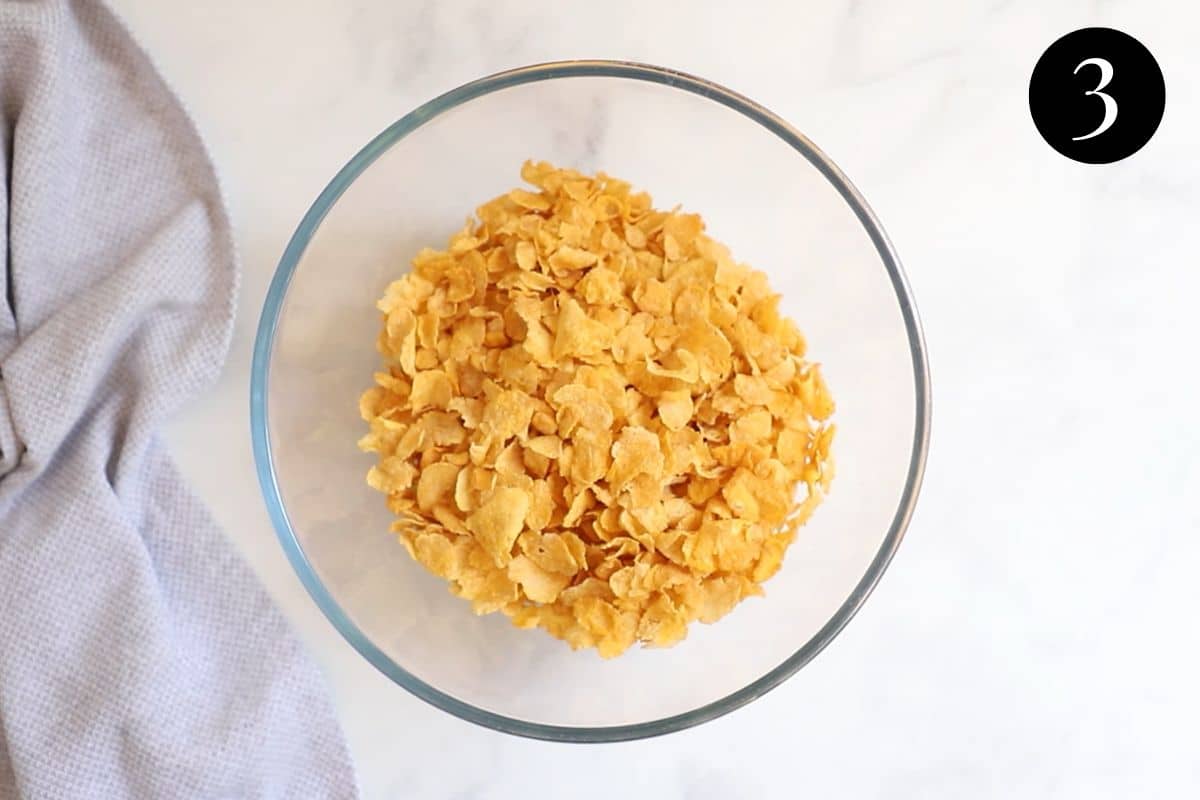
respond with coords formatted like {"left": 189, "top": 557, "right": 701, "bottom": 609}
{"left": 250, "top": 59, "right": 932, "bottom": 743}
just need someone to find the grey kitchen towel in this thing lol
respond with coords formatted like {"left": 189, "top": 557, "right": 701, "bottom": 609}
{"left": 0, "top": 1, "right": 357, "bottom": 797}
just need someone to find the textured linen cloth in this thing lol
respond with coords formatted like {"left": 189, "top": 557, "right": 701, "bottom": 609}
{"left": 0, "top": 1, "right": 357, "bottom": 797}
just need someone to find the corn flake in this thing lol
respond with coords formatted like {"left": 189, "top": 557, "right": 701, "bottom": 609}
{"left": 360, "top": 162, "right": 835, "bottom": 657}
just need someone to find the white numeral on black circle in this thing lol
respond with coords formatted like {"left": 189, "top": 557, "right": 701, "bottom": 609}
{"left": 1071, "top": 57, "right": 1117, "bottom": 141}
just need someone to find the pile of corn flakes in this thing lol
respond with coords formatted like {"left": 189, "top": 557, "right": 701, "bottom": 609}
{"left": 358, "top": 161, "right": 834, "bottom": 658}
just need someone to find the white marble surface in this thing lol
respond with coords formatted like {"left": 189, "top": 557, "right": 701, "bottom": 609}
{"left": 108, "top": 0, "right": 1200, "bottom": 796}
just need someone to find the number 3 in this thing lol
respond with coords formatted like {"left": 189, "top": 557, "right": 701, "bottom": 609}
{"left": 1072, "top": 57, "right": 1117, "bottom": 141}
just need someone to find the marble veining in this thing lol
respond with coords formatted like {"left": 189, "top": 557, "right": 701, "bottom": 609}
{"left": 108, "top": 0, "right": 1200, "bottom": 797}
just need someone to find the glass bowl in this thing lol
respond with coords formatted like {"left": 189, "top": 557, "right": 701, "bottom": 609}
{"left": 251, "top": 61, "right": 930, "bottom": 742}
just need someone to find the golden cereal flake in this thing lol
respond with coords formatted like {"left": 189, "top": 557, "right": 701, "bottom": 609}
{"left": 359, "top": 161, "right": 835, "bottom": 657}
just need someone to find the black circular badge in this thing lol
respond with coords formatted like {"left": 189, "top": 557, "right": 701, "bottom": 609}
{"left": 1029, "top": 27, "right": 1165, "bottom": 164}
